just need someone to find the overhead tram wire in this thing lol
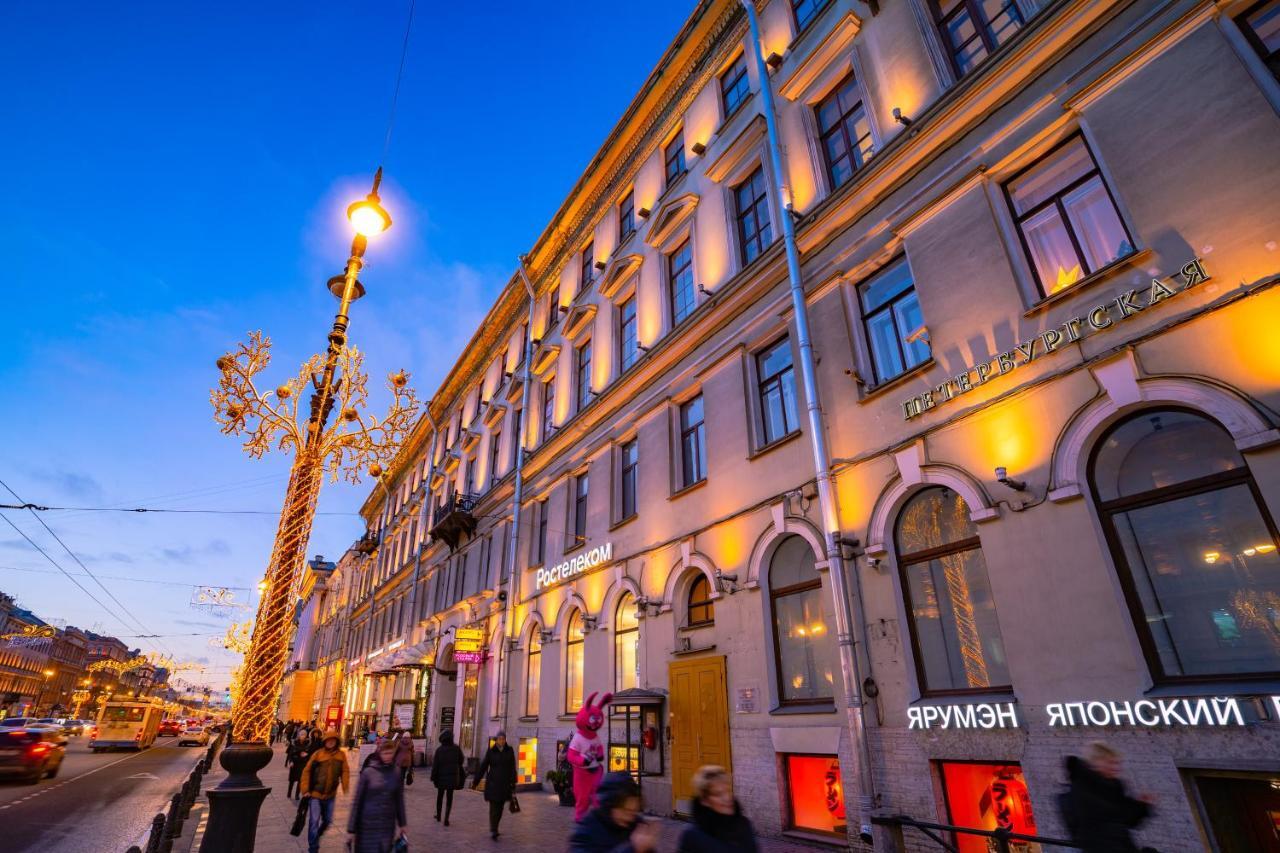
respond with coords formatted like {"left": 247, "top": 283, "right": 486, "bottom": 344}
{"left": 0, "top": 564, "right": 252, "bottom": 590}
{"left": 0, "top": 503, "right": 361, "bottom": 517}
{"left": 380, "top": 0, "right": 417, "bottom": 169}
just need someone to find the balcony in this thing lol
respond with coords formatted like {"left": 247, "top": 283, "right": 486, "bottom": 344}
{"left": 429, "top": 492, "right": 480, "bottom": 553}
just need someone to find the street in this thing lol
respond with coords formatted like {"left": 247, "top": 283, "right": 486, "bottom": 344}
{"left": 0, "top": 735, "right": 204, "bottom": 853}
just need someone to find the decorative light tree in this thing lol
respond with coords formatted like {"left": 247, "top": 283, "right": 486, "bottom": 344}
{"left": 203, "top": 171, "right": 417, "bottom": 852}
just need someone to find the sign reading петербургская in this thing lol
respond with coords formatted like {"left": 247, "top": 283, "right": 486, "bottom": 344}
{"left": 900, "top": 258, "right": 1208, "bottom": 420}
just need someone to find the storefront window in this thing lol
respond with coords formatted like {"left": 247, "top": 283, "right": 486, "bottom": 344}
{"left": 939, "top": 761, "right": 1038, "bottom": 851}
{"left": 783, "top": 754, "right": 846, "bottom": 835}
{"left": 1090, "top": 409, "right": 1280, "bottom": 680}
{"left": 524, "top": 628, "right": 541, "bottom": 718}
{"left": 896, "top": 487, "right": 1010, "bottom": 694}
{"left": 615, "top": 594, "right": 640, "bottom": 692}
{"left": 769, "top": 535, "right": 836, "bottom": 704}
{"left": 565, "top": 610, "right": 585, "bottom": 713}
{"left": 516, "top": 736, "right": 538, "bottom": 785}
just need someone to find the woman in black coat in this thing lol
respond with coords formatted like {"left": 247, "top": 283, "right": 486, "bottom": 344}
{"left": 430, "top": 729, "right": 466, "bottom": 826}
{"left": 1063, "top": 746, "right": 1154, "bottom": 853}
{"left": 677, "top": 765, "right": 759, "bottom": 853}
{"left": 473, "top": 730, "right": 517, "bottom": 840}
{"left": 285, "top": 729, "right": 316, "bottom": 800}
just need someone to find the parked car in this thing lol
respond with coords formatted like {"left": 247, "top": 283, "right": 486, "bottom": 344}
{"left": 158, "top": 720, "right": 183, "bottom": 737}
{"left": 0, "top": 727, "right": 66, "bottom": 783}
{"left": 177, "top": 726, "right": 209, "bottom": 747}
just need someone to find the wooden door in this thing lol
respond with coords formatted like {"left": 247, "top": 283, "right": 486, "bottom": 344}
{"left": 668, "top": 655, "right": 731, "bottom": 809}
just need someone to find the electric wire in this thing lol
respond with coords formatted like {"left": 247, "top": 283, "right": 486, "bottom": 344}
{"left": 380, "top": 0, "right": 418, "bottom": 167}
{"left": 0, "top": 502, "right": 360, "bottom": 517}
{"left": 0, "top": 564, "right": 250, "bottom": 590}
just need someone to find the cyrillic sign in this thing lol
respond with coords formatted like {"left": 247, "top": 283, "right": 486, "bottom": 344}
{"left": 907, "top": 702, "right": 1019, "bottom": 730}
{"left": 535, "top": 542, "right": 614, "bottom": 591}
{"left": 1046, "top": 697, "right": 1245, "bottom": 728}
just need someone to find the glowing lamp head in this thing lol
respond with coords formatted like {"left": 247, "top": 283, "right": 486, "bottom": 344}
{"left": 347, "top": 197, "right": 392, "bottom": 237}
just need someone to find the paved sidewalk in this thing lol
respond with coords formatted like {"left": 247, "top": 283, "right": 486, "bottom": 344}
{"left": 179, "top": 745, "right": 832, "bottom": 852}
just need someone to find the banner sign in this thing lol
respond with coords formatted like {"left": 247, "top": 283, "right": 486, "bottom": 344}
{"left": 455, "top": 627, "right": 485, "bottom": 653}
{"left": 535, "top": 542, "right": 614, "bottom": 591}
{"left": 908, "top": 694, "right": 1278, "bottom": 731}
{"left": 453, "top": 650, "right": 486, "bottom": 664}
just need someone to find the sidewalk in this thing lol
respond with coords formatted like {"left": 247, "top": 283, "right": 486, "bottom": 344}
{"left": 178, "top": 744, "right": 832, "bottom": 851}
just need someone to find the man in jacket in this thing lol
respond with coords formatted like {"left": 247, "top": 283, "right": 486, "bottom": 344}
{"left": 569, "top": 772, "right": 659, "bottom": 853}
{"left": 474, "top": 730, "right": 517, "bottom": 839}
{"left": 300, "top": 728, "right": 350, "bottom": 853}
{"left": 1062, "top": 742, "right": 1154, "bottom": 852}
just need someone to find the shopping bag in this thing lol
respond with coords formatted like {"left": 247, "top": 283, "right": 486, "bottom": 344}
{"left": 405, "top": 767, "right": 414, "bottom": 786}
{"left": 290, "top": 796, "right": 310, "bottom": 836}
{"left": 508, "top": 795, "right": 521, "bottom": 814}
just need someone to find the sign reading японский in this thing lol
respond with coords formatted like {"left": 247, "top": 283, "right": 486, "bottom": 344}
{"left": 900, "top": 258, "right": 1208, "bottom": 420}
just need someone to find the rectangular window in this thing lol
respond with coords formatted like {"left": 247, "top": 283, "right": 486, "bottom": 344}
{"left": 575, "top": 339, "right": 593, "bottom": 412}
{"left": 931, "top": 0, "right": 1027, "bottom": 77}
{"left": 618, "top": 191, "right": 635, "bottom": 243}
{"left": 720, "top": 55, "right": 750, "bottom": 117}
{"left": 939, "top": 762, "right": 1038, "bottom": 850}
{"left": 541, "top": 376, "right": 556, "bottom": 443}
{"left": 510, "top": 408, "right": 523, "bottom": 471}
{"left": 757, "top": 338, "right": 799, "bottom": 445}
{"left": 465, "top": 456, "right": 478, "bottom": 495}
{"left": 858, "top": 260, "right": 930, "bottom": 384}
{"left": 618, "top": 294, "right": 639, "bottom": 371}
{"left": 620, "top": 439, "right": 638, "bottom": 521}
{"left": 679, "top": 396, "right": 707, "bottom": 487}
{"left": 488, "top": 428, "right": 502, "bottom": 486}
{"left": 1238, "top": 1, "right": 1280, "bottom": 81}
{"left": 524, "top": 636, "right": 541, "bottom": 717}
{"left": 573, "top": 473, "right": 589, "bottom": 543}
{"left": 784, "top": 755, "right": 846, "bottom": 835}
{"left": 580, "top": 242, "right": 595, "bottom": 294}
{"left": 735, "top": 167, "right": 773, "bottom": 265}
{"left": 665, "top": 130, "right": 687, "bottom": 184}
{"left": 792, "top": 0, "right": 832, "bottom": 31}
{"left": 816, "top": 74, "right": 872, "bottom": 190}
{"left": 1005, "top": 135, "right": 1135, "bottom": 297}
{"left": 535, "top": 499, "right": 548, "bottom": 565}
{"left": 668, "top": 241, "right": 695, "bottom": 326}
{"left": 544, "top": 293, "right": 560, "bottom": 338}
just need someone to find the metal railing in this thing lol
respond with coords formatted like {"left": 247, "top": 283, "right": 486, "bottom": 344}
{"left": 125, "top": 731, "right": 224, "bottom": 853}
{"left": 873, "top": 815, "right": 1081, "bottom": 853}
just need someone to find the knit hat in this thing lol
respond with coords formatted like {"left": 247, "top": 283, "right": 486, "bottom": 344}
{"left": 594, "top": 772, "right": 639, "bottom": 809}
{"left": 322, "top": 728, "right": 339, "bottom": 745}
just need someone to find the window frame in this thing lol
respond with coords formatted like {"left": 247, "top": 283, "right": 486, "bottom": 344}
{"left": 1001, "top": 132, "right": 1135, "bottom": 299}
{"left": 1237, "top": 1, "right": 1280, "bottom": 81}
{"left": 523, "top": 628, "right": 541, "bottom": 718}
{"left": 678, "top": 395, "right": 707, "bottom": 488}
{"left": 895, "top": 487, "right": 1010, "bottom": 697}
{"left": 618, "top": 293, "right": 639, "bottom": 372}
{"left": 768, "top": 537, "right": 834, "bottom": 706}
{"left": 575, "top": 338, "right": 593, "bottom": 413}
{"left": 564, "top": 610, "right": 585, "bottom": 714}
{"left": 755, "top": 336, "right": 800, "bottom": 446}
{"left": 541, "top": 375, "right": 556, "bottom": 444}
{"left": 534, "top": 498, "right": 548, "bottom": 567}
{"left": 613, "top": 594, "right": 640, "bottom": 692}
{"left": 720, "top": 54, "right": 751, "bottom": 119}
{"left": 856, "top": 259, "right": 930, "bottom": 385}
{"left": 572, "top": 472, "right": 589, "bottom": 545}
{"left": 580, "top": 242, "right": 595, "bottom": 295}
{"left": 667, "top": 240, "right": 696, "bottom": 327}
{"left": 815, "top": 72, "right": 873, "bottom": 191}
{"left": 734, "top": 166, "right": 774, "bottom": 266}
{"left": 686, "top": 574, "right": 715, "bottom": 627}
{"left": 619, "top": 438, "right": 639, "bottom": 522}
{"left": 664, "top": 130, "right": 687, "bottom": 186}
{"left": 791, "top": 0, "right": 834, "bottom": 33}
{"left": 487, "top": 427, "right": 503, "bottom": 487}
{"left": 618, "top": 190, "right": 636, "bottom": 244}
{"left": 1089, "top": 407, "right": 1280, "bottom": 685}
{"left": 510, "top": 407, "right": 523, "bottom": 471}
{"left": 928, "top": 0, "right": 1027, "bottom": 79}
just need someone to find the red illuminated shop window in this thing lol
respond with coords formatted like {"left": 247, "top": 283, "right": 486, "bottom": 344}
{"left": 783, "top": 754, "right": 847, "bottom": 836}
{"left": 939, "top": 761, "right": 1038, "bottom": 852}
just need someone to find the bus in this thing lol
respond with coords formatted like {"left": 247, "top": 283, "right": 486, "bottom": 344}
{"left": 91, "top": 698, "right": 163, "bottom": 751}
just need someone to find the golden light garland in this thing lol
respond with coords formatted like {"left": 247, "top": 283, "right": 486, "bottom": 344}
{"left": 0, "top": 624, "right": 56, "bottom": 642}
{"left": 211, "top": 332, "right": 417, "bottom": 744}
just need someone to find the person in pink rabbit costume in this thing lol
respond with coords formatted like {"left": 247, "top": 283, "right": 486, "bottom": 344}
{"left": 566, "top": 691, "right": 612, "bottom": 821}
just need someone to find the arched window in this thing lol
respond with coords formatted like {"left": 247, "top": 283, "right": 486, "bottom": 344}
{"left": 769, "top": 535, "right": 835, "bottom": 704}
{"left": 687, "top": 574, "right": 715, "bottom": 627}
{"left": 614, "top": 594, "right": 639, "bottom": 691}
{"left": 524, "top": 627, "right": 541, "bottom": 718}
{"left": 565, "top": 610, "right": 585, "bottom": 713}
{"left": 896, "top": 487, "right": 1009, "bottom": 694}
{"left": 1090, "top": 409, "right": 1280, "bottom": 680}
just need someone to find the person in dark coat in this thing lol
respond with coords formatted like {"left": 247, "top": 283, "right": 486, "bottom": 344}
{"left": 285, "top": 729, "right": 316, "bottom": 800}
{"left": 569, "top": 771, "right": 659, "bottom": 853}
{"left": 1062, "top": 743, "right": 1155, "bottom": 853}
{"left": 430, "top": 729, "right": 466, "bottom": 825}
{"left": 677, "top": 765, "right": 759, "bottom": 853}
{"left": 473, "top": 730, "right": 518, "bottom": 839}
{"left": 347, "top": 738, "right": 407, "bottom": 853}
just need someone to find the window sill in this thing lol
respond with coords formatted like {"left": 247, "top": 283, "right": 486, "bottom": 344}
{"left": 855, "top": 358, "right": 936, "bottom": 404}
{"left": 1142, "top": 677, "right": 1280, "bottom": 698}
{"left": 669, "top": 478, "right": 708, "bottom": 501}
{"left": 557, "top": 714, "right": 576, "bottom": 722}
{"left": 518, "top": 716, "right": 538, "bottom": 723}
{"left": 782, "top": 829, "right": 846, "bottom": 847}
{"left": 672, "top": 643, "right": 717, "bottom": 657}
{"left": 748, "top": 429, "right": 803, "bottom": 461}
{"left": 909, "top": 689, "right": 1016, "bottom": 706}
{"left": 677, "top": 622, "right": 715, "bottom": 634}
{"left": 1021, "top": 248, "right": 1153, "bottom": 318}
{"left": 609, "top": 513, "right": 638, "bottom": 533}
{"left": 770, "top": 701, "right": 837, "bottom": 715}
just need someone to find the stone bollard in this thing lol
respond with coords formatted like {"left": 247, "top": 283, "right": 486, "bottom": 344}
{"left": 160, "top": 793, "right": 182, "bottom": 853}
{"left": 145, "top": 813, "right": 166, "bottom": 853}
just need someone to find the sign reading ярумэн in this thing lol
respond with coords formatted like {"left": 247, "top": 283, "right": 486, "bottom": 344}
{"left": 900, "top": 258, "right": 1209, "bottom": 420}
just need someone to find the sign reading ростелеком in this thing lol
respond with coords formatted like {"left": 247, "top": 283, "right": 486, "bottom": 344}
{"left": 535, "top": 542, "right": 614, "bottom": 591}
{"left": 900, "top": 258, "right": 1208, "bottom": 420}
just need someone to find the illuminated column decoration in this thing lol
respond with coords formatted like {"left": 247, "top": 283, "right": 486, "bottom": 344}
{"left": 212, "top": 331, "right": 418, "bottom": 745}
{"left": 938, "top": 550, "right": 989, "bottom": 688}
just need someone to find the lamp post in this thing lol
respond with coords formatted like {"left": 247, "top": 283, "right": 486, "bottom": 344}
{"left": 202, "top": 171, "right": 418, "bottom": 852}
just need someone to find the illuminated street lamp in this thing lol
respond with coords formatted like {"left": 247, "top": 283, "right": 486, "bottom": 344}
{"left": 203, "top": 170, "right": 418, "bottom": 852}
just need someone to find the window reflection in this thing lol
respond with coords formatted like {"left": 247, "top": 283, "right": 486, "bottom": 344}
{"left": 770, "top": 536, "right": 835, "bottom": 703}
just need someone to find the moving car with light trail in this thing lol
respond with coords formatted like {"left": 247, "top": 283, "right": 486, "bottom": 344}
{"left": 0, "top": 727, "right": 66, "bottom": 784}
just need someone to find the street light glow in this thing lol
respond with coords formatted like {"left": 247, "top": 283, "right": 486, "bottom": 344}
{"left": 347, "top": 197, "right": 392, "bottom": 237}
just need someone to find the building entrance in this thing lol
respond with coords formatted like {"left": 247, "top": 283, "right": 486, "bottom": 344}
{"left": 668, "top": 655, "right": 730, "bottom": 812}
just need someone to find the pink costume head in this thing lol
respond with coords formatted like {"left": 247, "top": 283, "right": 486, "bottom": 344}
{"left": 575, "top": 691, "right": 612, "bottom": 737}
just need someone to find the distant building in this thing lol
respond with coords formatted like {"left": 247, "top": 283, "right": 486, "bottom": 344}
{"left": 0, "top": 593, "right": 53, "bottom": 717}
{"left": 277, "top": 555, "right": 337, "bottom": 725}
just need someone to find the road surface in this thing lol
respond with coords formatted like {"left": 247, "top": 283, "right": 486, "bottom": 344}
{"left": 0, "top": 734, "right": 204, "bottom": 853}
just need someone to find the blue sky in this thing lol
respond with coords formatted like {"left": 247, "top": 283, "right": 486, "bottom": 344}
{"left": 0, "top": 1, "right": 694, "bottom": 690}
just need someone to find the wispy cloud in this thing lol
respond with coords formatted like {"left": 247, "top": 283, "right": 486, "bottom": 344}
{"left": 159, "top": 539, "right": 232, "bottom": 565}
{"left": 16, "top": 467, "right": 104, "bottom": 501}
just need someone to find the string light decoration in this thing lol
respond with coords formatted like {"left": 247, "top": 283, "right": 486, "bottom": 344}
{"left": 209, "top": 177, "right": 416, "bottom": 746}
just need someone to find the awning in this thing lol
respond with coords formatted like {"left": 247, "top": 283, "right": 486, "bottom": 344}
{"left": 369, "top": 640, "right": 433, "bottom": 674}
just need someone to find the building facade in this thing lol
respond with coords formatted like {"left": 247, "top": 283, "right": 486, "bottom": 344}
{"left": 326, "top": 0, "right": 1280, "bottom": 848}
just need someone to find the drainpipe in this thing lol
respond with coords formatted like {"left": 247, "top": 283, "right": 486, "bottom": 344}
{"left": 498, "top": 258, "right": 538, "bottom": 733}
{"left": 402, "top": 404, "right": 438, "bottom": 734}
{"left": 740, "top": 1, "right": 877, "bottom": 841}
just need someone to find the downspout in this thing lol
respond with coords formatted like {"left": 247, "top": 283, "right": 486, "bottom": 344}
{"left": 403, "top": 404, "right": 438, "bottom": 734}
{"left": 740, "top": 1, "right": 877, "bottom": 841}
{"left": 498, "top": 258, "right": 538, "bottom": 732}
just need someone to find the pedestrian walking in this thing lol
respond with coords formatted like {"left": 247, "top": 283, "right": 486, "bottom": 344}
{"left": 473, "top": 730, "right": 517, "bottom": 840}
{"left": 1061, "top": 742, "right": 1156, "bottom": 853}
{"left": 347, "top": 737, "right": 407, "bottom": 853}
{"left": 568, "top": 771, "right": 659, "bottom": 853}
{"left": 299, "top": 728, "right": 350, "bottom": 853}
{"left": 430, "top": 729, "right": 466, "bottom": 826}
{"left": 394, "top": 729, "right": 415, "bottom": 786}
{"left": 677, "top": 765, "right": 759, "bottom": 852}
{"left": 270, "top": 719, "right": 280, "bottom": 745}
{"left": 286, "top": 729, "right": 317, "bottom": 800}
